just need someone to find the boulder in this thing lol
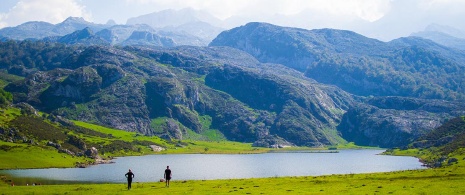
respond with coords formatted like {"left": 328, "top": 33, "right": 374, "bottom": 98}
{"left": 150, "top": 145, "right": 165, "bottom": 152}
{"left": 85, "top": 147, "right": 99, "bottom": 158}
{"left": 47, "top": 141, "right": 61, "bottom": 149}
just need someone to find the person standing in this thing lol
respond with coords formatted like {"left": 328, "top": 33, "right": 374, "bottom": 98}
{"left": 125, "top": 169, "right": 135, "bottom": 190}
{"left": 164, "top": 166, "right": 172, "bottom": 187}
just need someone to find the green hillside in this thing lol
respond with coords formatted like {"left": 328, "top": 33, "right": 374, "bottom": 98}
{"left": 3, "top": 115, "right": 465, "bottom": 194}
{"left": 0, "top": 106, "right": 271, "bottom": 170}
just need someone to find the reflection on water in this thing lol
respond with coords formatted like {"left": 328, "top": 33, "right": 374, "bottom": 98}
{"left": 0, "top": 150, "right": 425, "bottom": 185}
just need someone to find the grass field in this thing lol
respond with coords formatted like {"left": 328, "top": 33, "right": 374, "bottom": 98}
{"left": 1, "top": 153, "right": 464, "bottom": 194}
{"left": 0, "top": 141, "right": 90, "bottom": 169}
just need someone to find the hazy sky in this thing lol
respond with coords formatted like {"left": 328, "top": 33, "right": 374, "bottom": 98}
{"left": 1, "top": 0, "right": 465, "bottom": 41}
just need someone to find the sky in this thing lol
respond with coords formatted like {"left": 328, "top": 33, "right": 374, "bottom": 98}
{"left": 0, "top": 0, "right": 465, "bottom": 41}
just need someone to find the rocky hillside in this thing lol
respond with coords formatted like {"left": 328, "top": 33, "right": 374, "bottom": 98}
{"left": 1, "top": 40, "right": 360, "bottom": 147}
{"left": 2, "top": 22, "right": 465, "bottom": 148}
{"left": 411, "top": 116, "right": 465, "bottom": 154}
{"left": 209, "top": 22, "right": 465, "bottom": 147}
{"left": 338, "top": 97, "right": 465, "bottom": 147}
{"left": 210, "top": 22, "right": 465, "bottom": 101}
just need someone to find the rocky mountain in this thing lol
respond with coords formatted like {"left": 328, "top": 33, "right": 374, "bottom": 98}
{"left": 412, "top": 116, "right": 465, "bottom": 155}
{"left": 210, "top": 22, "right": 465, "bottom": 101}
{"left": 0, "top": 21, "right": 56, "bottom": 40}
{"left": 0, "top": 17, "right": 109, "bottom": 40}
{"left": 0, "top": 16, "right": 216, "bottom": 47}
{"left": 95, "top": 24, "right": 156, "bottom": 45}
{"left": 1, "top": 41, "right": 360, "bottom": 147}
{"left": 53, "top": 17, "right": 109, "bottom": 35}
{"left": 2, "top": 22, "right": 465, "bottom": 148}
{"left": 55, "top": 27, "right": 110, "bottom": 46}
{"left": 3, "top": 39, "right": 463, "bottom": 148}
{"left": 210, "top": 22, "right": 465, "bottom": 147}
{"left": 338, "top": 97, "right": 465, "bottom": 147}
{"left": 120, "top": 31, "right": 175, "bottom": 47}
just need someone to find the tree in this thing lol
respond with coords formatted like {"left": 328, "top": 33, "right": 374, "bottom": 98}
{"left": 0, "top": 89, "right": 13, "bottom": 108}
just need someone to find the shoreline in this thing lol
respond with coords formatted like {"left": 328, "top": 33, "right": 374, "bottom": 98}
{"left": 1, "top": 149, "right": 425, "bottom": 186}
{"left": 0, "top": 147, "right": 383, "bottom": 171}
{"left": 1, "top": 162, "right": 460, "bottom": 195}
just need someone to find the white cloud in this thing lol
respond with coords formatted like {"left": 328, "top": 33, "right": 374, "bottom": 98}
{"left": 0, "top": 0, "right": 90, "bottom": 28}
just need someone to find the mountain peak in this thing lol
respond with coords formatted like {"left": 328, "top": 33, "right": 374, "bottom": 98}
{"left": 57, "top": 27, "right": 110, "bottom": 46}
{"left": 106, "top": 19, "right": 117, "bottom": 26}
{"left": 62, "top": 17, "right": 88, "bottom": 24}
{"left": 423, "top": 23, "right": 465, "bottom": 39}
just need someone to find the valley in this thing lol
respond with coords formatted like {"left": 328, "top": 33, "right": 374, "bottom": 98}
{"left": 1, "top": 9, "right": 465, "bottom": 194}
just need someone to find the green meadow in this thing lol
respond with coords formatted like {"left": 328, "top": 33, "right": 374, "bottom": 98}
{"left": 0, "top": 141, "right": 90, "bottom": 169}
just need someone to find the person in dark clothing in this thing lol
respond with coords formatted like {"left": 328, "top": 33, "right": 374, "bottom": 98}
{"left": 125, "top": 169, "right": 135, "bottom": 190}
{"left": 164, "top": 166, "right": 172, "bottom": 187}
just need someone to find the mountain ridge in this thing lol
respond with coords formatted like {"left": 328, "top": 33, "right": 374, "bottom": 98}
{"left": 2, "top": 21, "right": 465, "bottom": 147}
{"left": 210, "top": 22, "right": 465, "bottom": 101}
{"left": 0, "top": 16, "right": 211, "bottom": 46}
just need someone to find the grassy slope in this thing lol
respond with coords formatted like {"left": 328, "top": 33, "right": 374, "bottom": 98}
{"left": 0, "top": 141, "right": 89, "bottom": 169}
{"left": 0, "top": 72, "right": 23, "bottom": 88}
{"left": 1, "top": 153, "right": 464, "bottom": 194}
{"left": 72, "top": 120, "right": 271, "bottom": 155}
{"left": 0, "top": 107, "right": 268, "bottom": 170}
{"left": 0, "top": 108, "right": 324, "bottom": 170}
{"left": 0, "top": 120, "right": 272, "bottom": 170}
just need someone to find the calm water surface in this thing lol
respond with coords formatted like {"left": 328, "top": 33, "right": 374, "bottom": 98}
{"left": 1, "top": 150, "right": 425, "bottom": 184}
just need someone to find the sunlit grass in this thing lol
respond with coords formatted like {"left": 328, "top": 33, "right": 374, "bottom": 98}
{"left": 73, "top": 120, "right": 274, "bottom": 155}
{"left": 0, "top": 141, "right": 88, "bottom": 170}
{"left": 0, "top": 107, "right": 21, "bottom": 126}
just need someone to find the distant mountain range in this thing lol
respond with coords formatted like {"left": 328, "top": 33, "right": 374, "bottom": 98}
{"left": 411, "top": 24, "right": 465, "bottom": 51}
{"left": 127, "top": 8, "right": 224, "bottom": 43}
{"left": 0, "top": 8, "right": 227, "bottom": 46}
{"left": 2, "top": 15, "right": 465, "bottom": 148}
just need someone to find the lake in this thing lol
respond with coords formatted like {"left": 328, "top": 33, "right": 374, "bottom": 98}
{"left": 0, "top": 149, "right": 425, "bottom": 184}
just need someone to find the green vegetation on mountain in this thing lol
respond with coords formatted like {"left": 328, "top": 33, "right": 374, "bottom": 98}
{"left": 0, "top": 89, "right": 12, "bottom": 108}
{"left": 386, "top": 116, "right": 465, "bottom": 166}
{"left": 337, "top": 97, "right": 465, "bottom": 147}
{"left": 0, "top": 105, "right": 274, "bottom": 169}
{"left": 2, "top": 22, "right": 465, "bottom": 148}
{"left": 210, "top": 22, "right": 465, "bottom": 147}
{"left": 210, "top": 22, "right": 465, "bottom": 101}
{"left": 0, "top": 40, "right": 359, "bottom": 147}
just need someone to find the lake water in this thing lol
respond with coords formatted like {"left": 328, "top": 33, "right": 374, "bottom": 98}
{"left": 0, "top": 150, "right": 425, "bottom": 184}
